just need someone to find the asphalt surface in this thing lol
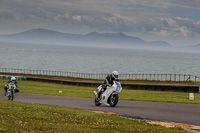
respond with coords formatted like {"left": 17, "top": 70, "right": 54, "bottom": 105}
{"left": 1, "top": 90, "right": 200, "bottom": 126}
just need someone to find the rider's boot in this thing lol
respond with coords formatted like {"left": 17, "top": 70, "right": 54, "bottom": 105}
{"left": 97, "top": 88, "right": 105, "bottom": 100}
{"left": 15, "top": 88, "right": 19, "bottom": 93}
{"left": 4, "top": 86, "right": 7, "bottom": 96}
{"left": 97, "top": 91, "right": 102, "bottom": 100}
{"left": 97, "top": 84, "right": 107, "bottom": 100}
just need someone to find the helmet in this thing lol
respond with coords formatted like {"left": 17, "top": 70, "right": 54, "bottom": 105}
{"left": 112, "top": 71, "right": 119, "bottom": 79}
{"left": 11, "top": 76, "right": 16, "bottom": 81}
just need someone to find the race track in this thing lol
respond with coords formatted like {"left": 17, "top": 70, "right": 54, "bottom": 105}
{"left": 1, "top": 91, "right": 200, "bottom": 126}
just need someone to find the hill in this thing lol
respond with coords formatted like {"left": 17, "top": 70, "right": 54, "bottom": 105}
{"left": 191, "top": 43, "right": 200, "bottom": 47}
{"left": 0, "top": 28, "right": 171, "bottom": 49}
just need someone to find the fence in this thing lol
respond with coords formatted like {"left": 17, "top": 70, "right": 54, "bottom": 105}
{"left": 0, "top": 75, "right": 26, "bottom": 80}
{"left": 0, "top": 68, "right": 200, "bottom": 82}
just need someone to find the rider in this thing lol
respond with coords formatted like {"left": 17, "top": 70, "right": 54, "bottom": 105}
{"left": 97, "top": 71, "right": 119, "bottom": 99}
{"left": 5, "top": 76, "right": 19, "bottom": 95}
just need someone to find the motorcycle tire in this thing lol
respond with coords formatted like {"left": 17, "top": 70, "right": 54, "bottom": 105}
{"left": 6, "top": 92, "right": 11, "bottom": 100}
{"left": 11, "top": 91, "right": 14, "bottom": 101}
{"left": 95, "top": 98, "right": 101, "bottom": 106}
{"left": 109, "top": 94, "right": 119, "bottom": 107}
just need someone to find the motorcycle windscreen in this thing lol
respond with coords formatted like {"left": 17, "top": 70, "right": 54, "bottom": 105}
{"left": 98, "top": 85, "right": 102, "bottom": 92}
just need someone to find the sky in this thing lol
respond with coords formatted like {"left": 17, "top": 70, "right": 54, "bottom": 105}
{"left": 1, "top": 0, "right": 200, "bottom": 46}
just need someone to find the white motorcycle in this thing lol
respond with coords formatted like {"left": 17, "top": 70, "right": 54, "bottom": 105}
{"left": 94, "top": 81, "right": 122, "bottom": 107}
{"left": 6, "top": 82, "right": 16, "bottom": 101}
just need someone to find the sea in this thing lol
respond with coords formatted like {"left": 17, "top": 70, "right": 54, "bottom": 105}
{"left": 0, "top": 42, "right": 200, "bottom": 77}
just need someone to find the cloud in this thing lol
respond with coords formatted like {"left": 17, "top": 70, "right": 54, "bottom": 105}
{"left": 167, "top": 0, "right": 200, "bottom": 9}
{"left": 122, "top": 0, "right": 200, "bottom": 10}
{"left": 0, "top": 0, "right": 200, "bottom": 41}
{"left": 176, "top": 17, "right": 191, "bottom": 21}
{"left": 0, "top": 10, "right": 17, "bottom": 23}
{"left": 72, "top": 15, "right": 82, "bottom": 22}
{"left": 54, "top": 13, "right": 70, "bottom": 22}
{"left": 153, "top": 29, "right": 170, "bottom": 37}
{"left": 196, "top": 21, "right": 200, "bottom": 25}
{"left": 178, "top": 26, "right": 190, "bottom": 37}
{"left": 150, "top": 17, "right": 193, "bottom": 37}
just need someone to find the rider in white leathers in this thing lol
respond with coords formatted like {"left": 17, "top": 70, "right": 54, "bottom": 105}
{"left": 5, "top": 77, "right": 19, "bottom": 96}
{"left": 97, "top": 71, "right": 119, "bottom": 99}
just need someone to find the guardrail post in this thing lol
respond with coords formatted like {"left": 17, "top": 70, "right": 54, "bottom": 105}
{"left": 184, "top": 74, "right": 185, "bottom": 81}
{"left": 174, "top": 74, "right": 176, "bottom": 81}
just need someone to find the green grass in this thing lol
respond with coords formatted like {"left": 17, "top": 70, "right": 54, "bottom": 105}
{"left": 0, "top": 99, "right": 187, "bottom": 133}
{"left": 1, "top": 79, "right": 200, "bottom": 104}
{"left": 121, "top": 89, "right": 200, "bottom": 104}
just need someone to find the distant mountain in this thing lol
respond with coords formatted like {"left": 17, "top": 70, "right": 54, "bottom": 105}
{"left": 191, "top": 43, "right": 200, "bottom": 47}
{"left": 185, "top": 43, "right": 200, "bottom": 53}
{"left": 148, "top": 41, "right": 171, "bottom": 47}
{"left": 0, "top": 28, "right": 171, "bottom": 49}
{"left": 83, "top": 32, "right": 146, "bottom": 45}
{"left": 169, "top": 43, "right": 200, "bottom": 53}
{"left": 0, "top": 28, "right": 81, "bottom": 44}
{"left": 18, "top": 28, "right": 81, "bottom": 39}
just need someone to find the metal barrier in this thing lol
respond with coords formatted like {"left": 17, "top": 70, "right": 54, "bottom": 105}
{"left": 0, "top": 68, "right": 199, "bottom": 82}
{"left": 0, "top": 75, "right": 26, "bottom": 80}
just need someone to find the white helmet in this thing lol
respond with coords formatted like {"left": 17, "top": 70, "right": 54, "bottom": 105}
{"left": 112, "top": 71, "right": 119, "bottom": 79}
{"left": 11, "top": 76, "right": 16, "bottom": 81}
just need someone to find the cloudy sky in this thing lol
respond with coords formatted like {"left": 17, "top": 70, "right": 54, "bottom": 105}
{"left": 1, "top": 0, "right": 200, "bottom": 46}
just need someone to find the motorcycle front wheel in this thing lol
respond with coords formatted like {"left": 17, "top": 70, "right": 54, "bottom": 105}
{"left": 94, "top": 98, "right": 101, "bottom": 106}
{"left": 6, "top": 92, "right": 11, "bottom": 100}
{"left": 11, "top": 91, "right": 14, "bottom": 101}
{"left": 109, "top": 94, "right": 119, "bottom": 107}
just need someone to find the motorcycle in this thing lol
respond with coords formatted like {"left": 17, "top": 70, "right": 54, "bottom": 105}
{"left": 93, "top": 81, "right": 122, "bottom": 107}
{"left": 6, "top": 83, "right": 16, "bottom": 101}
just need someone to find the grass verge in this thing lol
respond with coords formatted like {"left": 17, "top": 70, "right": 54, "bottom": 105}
{"left": 1, "top": 79, "right": 200, "bottom": 104}
{"left": 0, "top": 99, "right": 187, "bottom": 133}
